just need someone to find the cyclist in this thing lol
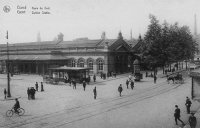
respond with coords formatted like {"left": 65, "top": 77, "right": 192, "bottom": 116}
{"left": 13, "top": 98, "right": 20, "bottom": 113}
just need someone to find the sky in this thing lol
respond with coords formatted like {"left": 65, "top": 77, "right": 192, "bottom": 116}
{"left": 0, "top": 0, "right": 200, "bottom": 44}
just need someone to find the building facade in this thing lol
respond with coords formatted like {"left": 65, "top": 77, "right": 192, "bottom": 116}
{"left": 0, "top": 33, "right": 138, "bottom": 76}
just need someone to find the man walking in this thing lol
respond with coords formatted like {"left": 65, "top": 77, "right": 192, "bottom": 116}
{"left": 27, "top": 88, "right": 30, "bottom": 100}
{"left": 126, "top": 79, "right": 129, "bottom": 89}
{"left": 83, "top": 80, "right": 86, "bottom": 91}
{"left": 93, "top": 86, "right": 97, "bottom": 99}
{"left": 73, "top": 80, "right": 76, "bottom": 89}
{"left": 185, "top": 97, "right": 192, "bottom": 114}
{"left": 93, "top": 75, "right": 96, "bottom": 82}
{"left": 41, "top": 82, "right": 44, "bottom": 92}
{"left": 174, "top": 105, "right": 184, "bottom": 125}
{"left": 118, "top": 84, "right": 123, "bottom": 97}
{"left": 154, "top": 75, "right": 157, "bottom": 84}
{"left": 189, "top": 113, "right": 197, "bottom": 128}
{"left": 131, "top": 81, "right": 134, "bottom": 90}
{"left": 35, "top": 82, "right": 38, "bottom": 91}
{"left": 4, "top": 88, "right": 7, "bottom": 99}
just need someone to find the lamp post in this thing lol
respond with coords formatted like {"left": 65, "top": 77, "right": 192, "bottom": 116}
{"left": 6, "top": 31, "right": 11, "bottom": 97}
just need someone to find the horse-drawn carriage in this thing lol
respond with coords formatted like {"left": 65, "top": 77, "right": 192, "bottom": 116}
{"left": 167, "top": 73, "right": 184, "bottom": 84}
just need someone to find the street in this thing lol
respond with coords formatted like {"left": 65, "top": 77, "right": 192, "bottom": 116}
{"left": 0, "top": 71, "right": 199, "bottom": 128}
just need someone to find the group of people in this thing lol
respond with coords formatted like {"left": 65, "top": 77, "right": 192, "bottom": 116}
{"left": 26, "top": 82, "right": 44, "bottom": 100}
{"left": 35, "top": 82, "right": 44, "bottom": 92}
{"left": 126, "top": 79, "right": 134, "bottom": 90}
{"left": 118, "top": 78, "right": 135, "bottom": 97}
{"left": 174, "top": 97, "right": 197, "bottom": 128}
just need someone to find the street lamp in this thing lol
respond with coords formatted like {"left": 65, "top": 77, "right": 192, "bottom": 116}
{"left": 6, "top": 31, "right": 11, "bottom": 97}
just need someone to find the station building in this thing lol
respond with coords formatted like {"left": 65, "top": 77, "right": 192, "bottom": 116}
{"left": 0, "top": 32, "right": 139, "bottom": 76}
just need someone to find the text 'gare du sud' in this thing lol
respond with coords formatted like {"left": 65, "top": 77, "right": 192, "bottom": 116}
{"left": 17, "top": 5, "right": 51, "bottom": 14}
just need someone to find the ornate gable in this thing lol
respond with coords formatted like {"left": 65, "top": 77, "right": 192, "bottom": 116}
{"left": 109, "top": 39, "right": 131, "bottom": 52}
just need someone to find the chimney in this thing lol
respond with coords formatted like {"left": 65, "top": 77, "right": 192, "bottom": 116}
{"left": 101, "top": 31, "right": 106, "bottom": 40}
{"left": 118, "top": 31, "right": 123, "bottom": 39}
{"left": 37, "top": 32, "right": 41, "bottom": 42}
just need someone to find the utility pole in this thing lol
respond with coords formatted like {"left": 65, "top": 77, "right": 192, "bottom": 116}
{"left": 6, "top": 31, "right": 11, "bottom": 97}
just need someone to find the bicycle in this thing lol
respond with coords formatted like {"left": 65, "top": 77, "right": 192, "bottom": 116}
{"left": 6, "top": 107, "right": 25, "bottom": 117}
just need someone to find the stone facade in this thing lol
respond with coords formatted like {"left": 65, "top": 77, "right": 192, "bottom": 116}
{"left": 0, "top": 33, "right": 138, "bottom": 76}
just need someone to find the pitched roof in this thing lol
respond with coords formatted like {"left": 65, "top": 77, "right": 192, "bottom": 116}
{"left": 0, "top": 38, "right": 132, "bottom": 52}
{"left": 59, "top": 39, "right": 102, "bottom": 48}
{"left": 0, "top": 54, "right": 67, "bottom": 61}
{"left": 96, "top": 39, "right": 117, "bottom": 47}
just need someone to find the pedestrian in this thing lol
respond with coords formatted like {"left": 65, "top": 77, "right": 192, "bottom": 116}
{"left": 41, "top": 82, "right": 44, "bottom": 92}
{"left": 93, "top": 74, "right": 96, "bottom": 82}
{"left": 73, "top": 80, "right": 76, "bottom": 89}
{"left": 83, "top": 80, "right": 86, "bottom": 91}
{"left": 35, "top": 82, "right": 38, "bottom": 91}
{"left": 118, "top": 84, "right": 123, "bottom": 97}
{"left": 29, "top": 87, "right": 36, "bottom": 99}
{"left": 69, "top": 79, "right": 71, "bottom": 86}
{"left": 131, "top": 81, "right": 134, "bottom": 90}
{"left": 87, "top": 76, "right": 90, "bottom": 84}
{"left": 27, "top": 88, "right": 30, "bottom": 100}
{"left": 146, "top": 71, "right": 148, "bottom": 77}
{"left": 4, "top": 88, "right": 7, "bottom": 99}
{"left": 100, "top": 72, "right": 103, "bottom": 79}
{"left": 185, "top": 97, "right": 192, "bottom": 114}
{"left": 189, "top": 113, "right": 197, "bottom": 128}
{"left": 93, "top": 86, "right": 97, "bottom": 99}
{"left": 126, "top": 79, "right": 129, "bottom": 89}
{"left": 103, "top": 73, "right": 106, "bottom": 80}
{"left": 154, "top": 75, "right": 157, "bottom": 84}
{"left": 174, "top": 105, "right": 184, "bottom": 125}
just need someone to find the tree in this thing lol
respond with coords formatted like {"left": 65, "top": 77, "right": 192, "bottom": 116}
{"left": 140, "top": 14, "right": 198, "bottom": 71}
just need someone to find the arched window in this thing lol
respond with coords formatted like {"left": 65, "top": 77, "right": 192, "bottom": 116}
{"left": 97, "top": 59, "right": 103, "bottom": 71}
{"left": 71, "top": 59, "right": 76, "bottom": 67}
{"left": 88, "top": 59, "right": 93, "bottom": 70}
{"left": 78, "top": 58, "right": 85, "bottom": 67}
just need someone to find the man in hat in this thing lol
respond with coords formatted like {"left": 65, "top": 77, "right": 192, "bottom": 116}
{"left": 174, "top": 105, "right": 184, "bottom": 125}
{"left": 126, "top": 79, "right": 129, "bottom": 89}
{"left": 131, "top": 81, "right": 134, "bottom": 90}
{"left": 35, "top": 82, "right": 38, "bottom": 91}
{"left": 93, "top": 86, "right": 97, "bottom": 99}
{"left": 13, "top": 98, "right": 20, "bottom": 113}
{"left": 185, "top": 97, "right": 192, "bottom": 114}
{"left": 83, "top": 80, "right": 86, "bottom": 91}
{"left": 189, "top": 113, "right": 197, "bottom": 128}
{"left": 118, "top": 84, "right": 123, "bottom": 97}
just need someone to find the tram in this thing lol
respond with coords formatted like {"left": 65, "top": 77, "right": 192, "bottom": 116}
{"left": 43, "top": 66, "right": 90, "bottom": 84}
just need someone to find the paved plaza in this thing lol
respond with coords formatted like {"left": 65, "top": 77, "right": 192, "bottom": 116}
{"left": 0, "top": 70, "right": 200, "bottom": 128}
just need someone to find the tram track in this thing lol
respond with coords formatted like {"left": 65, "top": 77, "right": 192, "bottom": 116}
{"left": 1, "top": 78, "right": 186, "bottom": 128}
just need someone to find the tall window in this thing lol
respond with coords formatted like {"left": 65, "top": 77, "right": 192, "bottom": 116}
{"left": 78, "top": 59, "right": 85, "bottom": 67}
{"left": 88, "top": 59, "right": 93, "bottom": 70}
{"left": 98, "top": 59, "right": 103, "bottom": 71}
{"left": 79, "top": 60, "right": 84, "bottom": 67}
{"left": 71, "top": 60, "right": 75, "bottom": 67}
